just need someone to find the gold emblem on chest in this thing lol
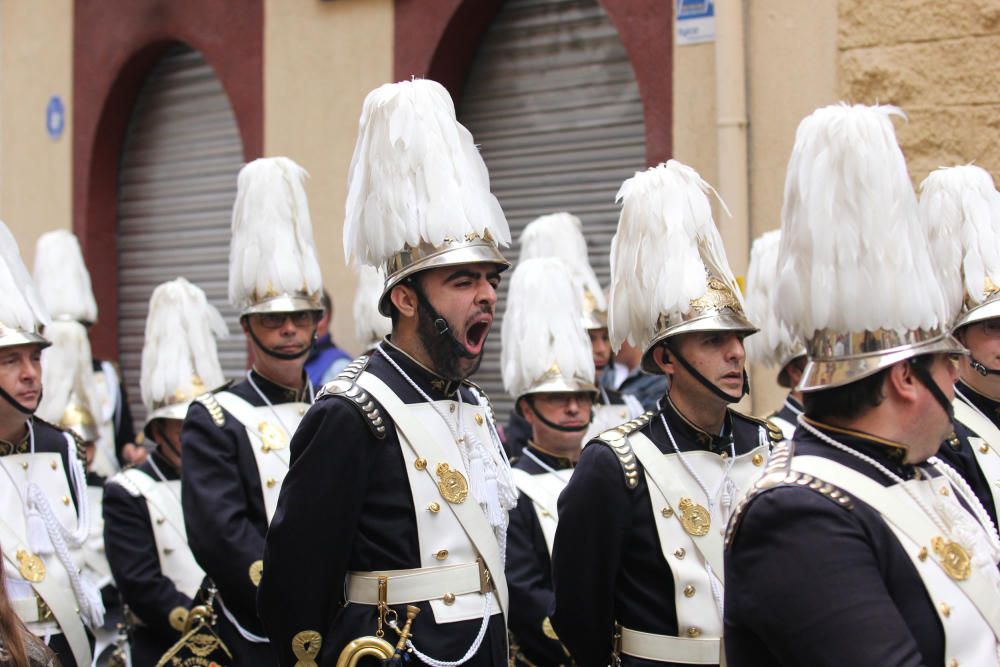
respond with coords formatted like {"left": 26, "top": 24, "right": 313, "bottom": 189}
{"left": 436, "top": 463, "right": 469, "bottom": 504}
{"left": 678, "top": 497, "right": 711, "bottom": 537}
{"left": 931, "top": 536, "right": 971, "bottom": 581}
{"left": 258, "top": 421, "right": 288, "bottom": 452}
{"left": 16, "top": 549, "right": 45, "bottom": 583}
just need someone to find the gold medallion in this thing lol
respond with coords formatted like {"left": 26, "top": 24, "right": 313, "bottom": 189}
{"left": 436, "top": 463, "right": 469, "bottom": 504}
{"left": 932, "top": 536, "right": 971, "bottom": 580}
{"left": 678, "top": 497, "right": 711, "bottom": 537}
{"left": 292, "top": 630, "right": 321, "bottom": 667}
{"left": 16, "top": 549, "right": 45, "bottom": 583}
{"left": 258, "top": 421, "right": 288, "bottom": 452}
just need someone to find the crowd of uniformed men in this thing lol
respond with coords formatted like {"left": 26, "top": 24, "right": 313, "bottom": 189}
{"left": 0, "top": 79, "right": 998, "bottom": 667}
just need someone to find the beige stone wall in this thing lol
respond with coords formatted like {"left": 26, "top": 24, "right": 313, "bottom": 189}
{"left": 840, "top": 0, "right": 1000, "bottom": 184}
{"left": 264, "top": 0, "right": 393, "bottom": 354}
{"left": 0, "top": 1, "right": 74, "bottom": 269}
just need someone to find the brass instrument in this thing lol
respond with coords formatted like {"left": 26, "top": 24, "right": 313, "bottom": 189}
{"left": 155, "top": 586, "right": 233, "bottom": 667}
{"left": 336, "top": 604, "right": 421, "bottom": 667}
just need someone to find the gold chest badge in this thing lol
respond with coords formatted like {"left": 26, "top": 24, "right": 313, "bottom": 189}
{"left": 436, "top": 463, "right": 469, "bottom": 504}
{"left": 16, "top": 549, "right": 45, "bottom": 583}
{"left": 258, "top": 421, "right": 288, "bottom": 453}
{"left": 932, "top": 536, "right": 971, "bottom": 580}
{"left": 678, "top": 497, "right": 711, "bottom": 537}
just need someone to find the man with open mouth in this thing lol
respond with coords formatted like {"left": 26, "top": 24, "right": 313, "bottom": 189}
{"left": 260, "top": 79, "right": 517, "bottom": 667}
{"left": 550, "top": 160, "right": 780, "bottom": 667}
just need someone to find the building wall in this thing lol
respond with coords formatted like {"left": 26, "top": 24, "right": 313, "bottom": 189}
{"left": 840, "top": 0, "right": 1000, "bottom": 185}
{"left": 264, "top": 0, "right": 393, "bottom": 354}
{"left": 0, "top": 1, "right": 74, "bottom": 265}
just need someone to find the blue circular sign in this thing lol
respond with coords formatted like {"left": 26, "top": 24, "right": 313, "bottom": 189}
{"left": 46, "top": 95, "right": 65, "bottom": 140}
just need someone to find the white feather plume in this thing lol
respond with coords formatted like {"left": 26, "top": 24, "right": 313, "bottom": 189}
{"left": 353, "top": 264, "right": 392, "bottom": 350}
{"left": 776, "top": 104, "right": 955, "bottom": 340}
{"left": 608, "top": 160, "right": 741, "bottom": 350}
{"left": 918, "top": 164, "right": 1000, "bottom": 307}
{"left": 33, "top": 230, "right": 98, "bottom": 323}
{"left": 37, "top": 320, "right": 100, "bottom": 426}
{"left": 343, "top": 79, "right": 511, "bottom": 268}
{"left": 229, "top": 157, "right": 323, "bottom": 310}
{"left": 0, "top": 221, "right": 49, "bottom": 335}
{"left": 519, "top": 212, "right": 606, "bottom": 311}
{"left": 141, "top": 277, "right": 228, "bottom": 411}
{"left": 501, "top": 257, "right": 594, "bottom": 399}
{"left": 745, "top": 230, "right": 800, "bottom": 367}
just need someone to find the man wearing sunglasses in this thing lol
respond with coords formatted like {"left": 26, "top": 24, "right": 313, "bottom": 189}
{"left": 181, "top": 157, "right": 324, "bottom": 664}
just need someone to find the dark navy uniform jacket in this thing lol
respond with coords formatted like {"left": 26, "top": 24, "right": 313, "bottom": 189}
{"left": 182, "top": 371, "right": 306, "bottom": 665}
{"left": 942, "top": 380, "right": 1000, "bottom": 528}
{"left": 507, "top": 445, "right": 574, "bottom": 666}
{"left": 258, "top": 343, "right": 507, "bottom": 666}
{"left": 725, "top": 420, "right": 952, "bottom": 666}
{"left": 551, "top": 398, "right": 771, "bottom": 667}
{"left": 103, "top": 453, "right": 190, "bottom": 665}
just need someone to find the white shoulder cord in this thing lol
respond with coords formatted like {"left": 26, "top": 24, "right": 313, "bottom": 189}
{"left": 520, "top": 448, "right": 572, "bottom": 485}
{"left": 246, "top": 370, "right": 314, "bottom": 439}
{"left": 215, "top": 592, "right": 270, "bottom": 643}
{"left": 783, "top": 399, "right": 803, "bottom": 418}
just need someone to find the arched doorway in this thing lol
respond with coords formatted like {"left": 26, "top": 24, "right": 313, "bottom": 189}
{"left": 459, "top": 0, "right": 647, "bottom": 418}
{"left": 116, "top": 43, "right": 245, "bottom": 423}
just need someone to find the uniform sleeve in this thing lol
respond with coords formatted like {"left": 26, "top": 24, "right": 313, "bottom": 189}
{"left": 550, "top": 443, "right": 632, "bottom": 667}
{"left": 180, "top": 402, "right": 264, "bottom": 626}
{"left": 505, "top": 493, "right": 568, "bottom": 664}
{"left": 103, "top": 481, "right": 192, "bottom": 643}
{"left": 724, "top": 486, "right": 926, "bottom": 667}
{"left": 258, "top": 397, "right": 376, "bottom": 667}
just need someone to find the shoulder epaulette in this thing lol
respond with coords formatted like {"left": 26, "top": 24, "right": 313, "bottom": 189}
{"left": 733, "top": 411, "right": 784, "bottom": 444}
{"left": 316, "top": 356, "right": 387, "bottom": 440}
{"left": 725, "top": 439, "right": 853, "bottom": 549}
{"left": 594, "top": 411, "right": 654, "bottom": 490}
{"left": 107, "top": 470, "right": 142, "bottom": 498}
{"left": 35, "top": 417, "right": 88, "bottom": 464}
{"left": 194, "top": 392, "right": 225, "bottom": 427}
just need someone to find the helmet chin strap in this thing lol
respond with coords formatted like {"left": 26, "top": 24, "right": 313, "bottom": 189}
{"left": 969, "top": 355, "right": 1000, "bottom": 377}
{"left": 523, "top": 396, "right": 591, "bottom": 433}
{"left": 910, "top": 358, "right": 955, "bottom": 420}
{"left": 0, "top": 385, "right": 40, "bottom": 415}
{"left": 244, "top": 319, "right": 315, "bottom": 361}
{"left": 413, "top": 283, "right": 478, "bottom": 360}
{"left": 664, "top": 341, "right": 748, "bottom": 404}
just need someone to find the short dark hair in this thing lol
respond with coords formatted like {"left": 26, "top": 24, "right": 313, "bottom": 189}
{"left": 320, "top": 289, "right": 332, "bottom": 315}
{"left": 803, "top": 354, "right": 935, "bottom": 422}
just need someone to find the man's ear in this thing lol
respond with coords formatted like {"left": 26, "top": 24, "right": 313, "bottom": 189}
{"left": 885, "top": 361, "right": 919, "bottom": 405}
{"left": 652, "top": 344, "right": 674, "bottom": 376}
{"left": 390, "top": 282, "right": 419, "bottom": 319}
{"left": 239, "top": 317, "right": 250, "bottom": 335}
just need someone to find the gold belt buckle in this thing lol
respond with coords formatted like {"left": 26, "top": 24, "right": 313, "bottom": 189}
{"left": 377, "top": 575, "right": 388, "bottom": 606}
{"left": 476, "top": 558, "right": 491, "bottom": 594}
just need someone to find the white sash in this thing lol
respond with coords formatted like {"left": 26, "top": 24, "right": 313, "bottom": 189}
{"left": 952, "top": 398, "right": 1000, "bottom": 522}
{"left": 510, "top": 468, "right": 563, "bottom": 553}
{"left": 356, "top": 372, "right": 509, "bottom": 618}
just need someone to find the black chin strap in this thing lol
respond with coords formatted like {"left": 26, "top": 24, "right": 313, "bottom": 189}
{"left": 665, "top": 342, "right": 748, "bottom": 404}
{"left": 244, "top": 319, "right": 315, "bottom": 361}
{"left": 0, "top": 385, "right": 38, "bottom": 415}
{"left": 413, "top": 283, "right": 478, "bottom": 360}
{"left": 523, "top": 396, "right": 591, "bottom": 433}
{"left": 910, "top": 359, "right": 955, "bottom": 420}
{"left": 969, "top": 355, "right": 1000, "bottom": 377}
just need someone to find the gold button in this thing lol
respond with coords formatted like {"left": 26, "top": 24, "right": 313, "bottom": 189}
{"left": 50, "top": 460, "right": 57, "bottom": 470}
{"left": 938, "top": 486, "right": 949, "bottom": 496}
{"left": 62, "top": 496, "right": 70, "bottom": 506}
{"left": 619, "top": 410, "right": 627, "bottom": 418}
{"left": 939, "top": 602, "right": 951, "bottom": 618}
{"left": 169, "top": 606, "right": 189, "bottom": 632}
{"left": 918, "top": 547, "right": 928, "bottom": 561}
{"left": 683, "top": 585, "right": 695, "bottom": 598}
{"left": 266, "top": 478, "right": 277, "bottom": 488}
{"left": 428, "top": 502, "right": 441, "bottom": 513}
{"left": 298, "top": 407, "right": 306, "bottom": 416}
{"left": 686, "top": 627, "right": 701, "bottom": 638}
{"left": 950, "top": 659, "right": 959, "bottom": 667}
{"left": 435, "top": 549, "right": 449, "bottom": 561}
{"left": 661, "top": 507, "right": 674, "bottom": 518}
{"left": 720, "top": 451, "right": 729, "bottom": 459}
{"left": 449, "top": 404, "right": 456, "bottom": 413}
{"left": 475, "top": 414, "right": 484, "bottom": 426}
{"left": 674, "top": 548, "right": 686, "bottom": 560}
{"left": 752, "top": 453, "right": 764, "bottom": 467}
{"left": 442, "top": 592, "right": 455, "bottom": 605}
{"left": 156, "top": 517, "right": 166, "bottom": 525}
{"left": 249, "top": 560, "right": 264, "bottom": 587}
{"left": 21, "top": 462, "right": 28, "bottom": 470}
{"left": 164, "top": 548, "right": 175, "bottom": 555}
{"left": 414, "top": 458, "right": 427, "bottom": 471}
{"left": 980, "top": 443, "right": 990, "bottom": 454}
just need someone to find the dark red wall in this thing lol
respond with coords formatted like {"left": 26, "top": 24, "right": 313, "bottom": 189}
{"left": 393, "top": 0, "right": 672, "bottom": 167}
{"left": 73, "top": 0, "right": 263, "bottom": 359}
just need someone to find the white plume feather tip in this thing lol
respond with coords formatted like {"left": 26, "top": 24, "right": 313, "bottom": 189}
{"left": 500, "top": 257, "right": 594, "bottom": 400}
{"left": 776, "top": 103, "right": 955, "bottom": 341}
{"left": 229, "top": 157, "right": 323, "bottom": 310}
{"left": 33, "top": 230, "right": 97, "bottom": 324}
{"left": 608, "top": 159, "right": 741, "bottom": 351}
{"left": 0, "top": 221, "right": 49, "bottom": 335}
{"left": 37, "top": 320, "right": 100, "bottom": 426}
{"left": 343, "top": 79, "right": 511, "bottom": 268}
{"left": 353, "top": 264, "right": 392, "bottom": 350}
{"left": 519, "top": 212, "right": 606, "bottom": 311}
{"left": 745, "top": 230, "right": 800, "bottom": 368}
{"left": 918, "top": 164, "right": 1000, "bottom": 307}
{"left": 141, "top": 278, "right": 228, "bottom": 411}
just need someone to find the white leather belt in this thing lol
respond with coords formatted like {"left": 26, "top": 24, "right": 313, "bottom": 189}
{"left": 618, "top": 626, "right": 721, "bottom": 664}
{"left": 346, "top": 560, "right": 492, "bottom": 605}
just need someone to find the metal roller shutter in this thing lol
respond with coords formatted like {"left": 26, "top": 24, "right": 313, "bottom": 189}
{"left": 458, "top": 0, "right": 647, "bottom": 419}
{"left": 117, "top": 44, "right": 245, "bottom": 425}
